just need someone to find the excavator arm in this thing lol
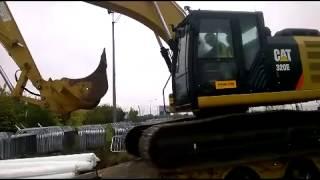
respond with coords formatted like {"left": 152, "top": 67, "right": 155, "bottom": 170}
{"left": 88, "top": 1, "right": 186, "bottom": 44}
{"left": 87, "top": 1, "right": 187, "bottom": 72}
{"left": 0, "top": 1, "right": 108, "bottom": 116}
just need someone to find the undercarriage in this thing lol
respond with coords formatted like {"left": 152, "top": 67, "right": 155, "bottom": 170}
{"left": 120, "top": 110, "right": 320, "bottom": 179}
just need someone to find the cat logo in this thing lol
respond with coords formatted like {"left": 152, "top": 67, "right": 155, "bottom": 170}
{"left": 274, "top": 49, "right": 292, "bottom": 62}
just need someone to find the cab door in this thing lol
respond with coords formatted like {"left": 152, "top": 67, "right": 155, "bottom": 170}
{"left": 195, "top": 16, "right": 244, "bottom": 97}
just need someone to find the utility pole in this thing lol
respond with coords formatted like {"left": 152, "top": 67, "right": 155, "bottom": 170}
{"left": 108, "top": 10, "right": 121, "bottom": 123}
{"left": 149, "top": 104, "right": 152, "bottom": 115}
{"left": 138, "top": 106, "right": 141, "bottom": 116}
{"left": 149, "top": 98, "right": 157, "bottom": 116}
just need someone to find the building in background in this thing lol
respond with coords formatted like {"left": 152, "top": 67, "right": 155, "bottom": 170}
{"left": 158, "top": 105, "right": 170, "bottom": 116}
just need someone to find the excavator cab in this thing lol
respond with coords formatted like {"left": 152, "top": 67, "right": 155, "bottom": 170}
{"left": 172, "top": 10, "right": 268, "bottom": 113}
{"left": 171, "top": 10, "right": 320, "bottom": 115}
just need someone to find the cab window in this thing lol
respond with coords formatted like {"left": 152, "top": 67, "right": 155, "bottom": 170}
{"left": 239, "top": 15, "right": 261, "bottom": 71}
{"left": 198, "top": 19, "right": 234, "bottom": 59}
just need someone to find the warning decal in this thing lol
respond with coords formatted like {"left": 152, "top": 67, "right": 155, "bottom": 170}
{"left": 215, "top": 80, "right": 237, "bottom": 89}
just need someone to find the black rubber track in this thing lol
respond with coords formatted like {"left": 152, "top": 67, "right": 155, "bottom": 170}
{"left": 138, "top": 110, "right": 320, "bottom": 168}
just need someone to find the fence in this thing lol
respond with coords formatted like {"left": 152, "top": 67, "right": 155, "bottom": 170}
{"left": 0, "top": 125, "right": 106, "bottom": 160}
{"left": 109, "top": 118, "right": 170, "bottom": 152}
{"left": 0, "top": 118, "right": 170, "bottom": 159}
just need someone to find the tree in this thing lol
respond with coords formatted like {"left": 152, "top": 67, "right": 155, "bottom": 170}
{"left": 0, "top": 94, "right": 17, "bottom": 131}
{"left": 21, "top": 104, "right": 60, "bottom": 127}
{"left": 83, "top": 104, "right": 125, "bottom": 125}
{"left": 127, "top": 107, "right": 138, "bottom": 122}
{"left": 0, "top": 86, "right": 60, "bottom": 130}
{"left": 65, "top": 109, "right": 88, "bottom": 126}
{"left": 0, "top": 85, "right": 128, "bottom": 129}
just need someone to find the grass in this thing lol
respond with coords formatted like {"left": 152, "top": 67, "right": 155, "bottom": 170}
{"left": 94, "top": 145, "right": 135, "bottom": 169}
{"left": 94, "top": 124, "right": 135, "bottom": 169}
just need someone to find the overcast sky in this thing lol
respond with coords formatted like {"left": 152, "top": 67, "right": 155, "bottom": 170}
{"left": 1, "top": 1, "right": 320, "bottom": 114}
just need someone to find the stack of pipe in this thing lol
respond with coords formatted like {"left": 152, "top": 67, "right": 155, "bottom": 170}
{"left": 0, "top": 153, "right": 100, "bottom": 179}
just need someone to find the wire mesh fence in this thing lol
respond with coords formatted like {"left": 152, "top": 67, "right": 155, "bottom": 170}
{"left": 0, "top": 132, "right": 13, "bottom": 159}
{"left": 17, "top": 126, "right": 64, "bottom": 154}
{"left": 76, "top": 125, "right": 106, "bottom": 151}
{"left": 0, "top": 117, "right": 171, "bottom": 159}
{"left": 109, "top": 118, "right": 170, "bottom": 152}
{"left": 0, "top": 125, "right": 108, "bottom": 159}
{"left": 109, "top": 123, "right": 134, "bottom": 152}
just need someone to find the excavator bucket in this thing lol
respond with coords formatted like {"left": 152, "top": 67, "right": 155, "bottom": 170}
{"left": 62, "top": 48, "right": 109, "bottom": 109}
{"left": 42, "top": 48, "right": 109, "bottom": 115}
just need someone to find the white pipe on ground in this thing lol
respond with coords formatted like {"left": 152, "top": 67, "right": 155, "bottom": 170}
{"left": 0, "top": 153, "right": 100, "bottom": 179}
{"left": 0, "top": 164, "right": 75, "bottom": 179}
{"left": 0, "top": 153, "right": 99, "bottom": 164}
{"left": 22, "top": 172, "right": 76, "bottom": 179}
{"left": 0, "top": 161, "right": 94, "bottom": 172}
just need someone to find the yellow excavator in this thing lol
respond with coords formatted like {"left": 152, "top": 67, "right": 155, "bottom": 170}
{"left": 3, "top": 1, "right": 320, "bottom": 179}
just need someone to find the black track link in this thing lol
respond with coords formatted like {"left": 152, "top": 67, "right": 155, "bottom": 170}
{"left": 125, "top": 116, "right": 194, "bottom": 156}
